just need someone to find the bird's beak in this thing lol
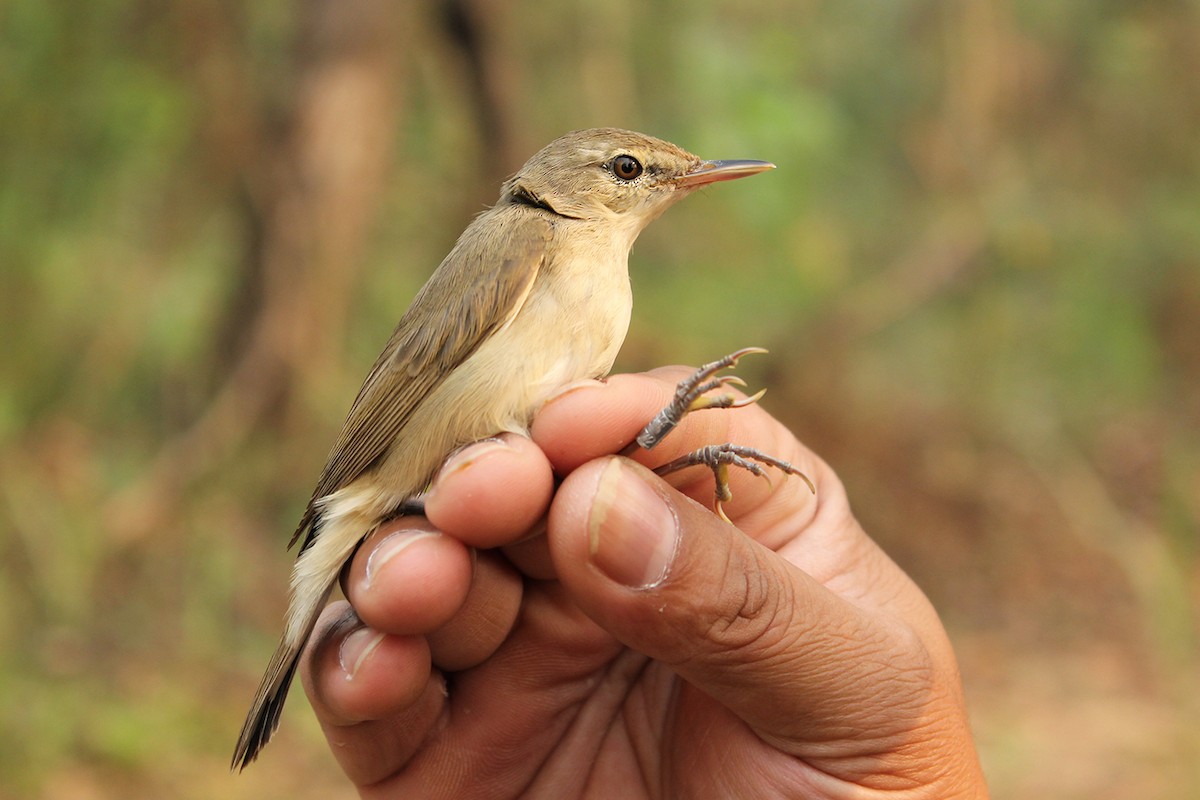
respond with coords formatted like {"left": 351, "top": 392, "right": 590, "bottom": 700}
{"left": 675, "top": 159, "right": 775, "bottom": 187}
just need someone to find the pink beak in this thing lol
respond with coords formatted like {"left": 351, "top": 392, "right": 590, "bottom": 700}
{"left": 675, "top": 159, "right": 775, "bottom": 187}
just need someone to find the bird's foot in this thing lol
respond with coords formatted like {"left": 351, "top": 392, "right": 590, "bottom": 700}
{"left": 635, "top": 347, "right": 815, "bottom": 520}
{"left": 636, "top": 347, "right": 768, "bottom": 450}
{"left": 652, "top": 443, "right": 815, "bottom": 523}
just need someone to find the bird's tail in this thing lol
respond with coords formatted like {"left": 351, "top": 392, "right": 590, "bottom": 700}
{"left": 232, "top": 499, "right": 376, "bottom": 770}
{"left": 232, "top": 507, "right": 327, "bottom": 771}
{"left": 231, "top": 549, "right": 341, "bottom": 771}
{"left": 231, "top": 628, "right": 310, "bottom": 771}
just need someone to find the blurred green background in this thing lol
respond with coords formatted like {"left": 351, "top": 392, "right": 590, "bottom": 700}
{"left": 2, "top": 1, "right": 1197, "bottom": 797}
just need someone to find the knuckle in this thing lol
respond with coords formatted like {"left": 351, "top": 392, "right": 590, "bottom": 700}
{"left": 698, "top": 547, "right": 795, "bottom": 661}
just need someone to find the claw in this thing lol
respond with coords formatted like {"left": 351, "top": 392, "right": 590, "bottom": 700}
{"left": 722, "top": 346, "right": 769, "bottom": 364}
{"left": 713, "top": 462, "right": 733, "bottom": 522}
{"left": 637, "top": 347, "right": 770, "bottom": 450}
{"left": 686, "top": 387, "right": 766, "bottom": 414}
{"left": 633, "top": 348, "right": 814, "bottom": 519}
{"left": 653, "top": 443, "right": 815, "bottom": 519}
{"left": 728, "top": 387, "right": 766, "bottom": 409}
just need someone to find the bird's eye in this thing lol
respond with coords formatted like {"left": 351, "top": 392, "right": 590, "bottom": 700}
{"left": 610, "top": 155, "right": 643, "bottom": 181}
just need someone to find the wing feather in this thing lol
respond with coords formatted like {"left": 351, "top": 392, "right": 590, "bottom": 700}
{"left": 290, "top": 210, "right": 552, "bottom": 548}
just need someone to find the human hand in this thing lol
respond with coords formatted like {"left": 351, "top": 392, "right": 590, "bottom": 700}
{"left": 299, "top": 365, "right": 988, "bottom": 798}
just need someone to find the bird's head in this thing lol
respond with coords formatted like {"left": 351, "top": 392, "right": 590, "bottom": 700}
{"left": 501, "top": 128, "right": 773, "bottom": 236}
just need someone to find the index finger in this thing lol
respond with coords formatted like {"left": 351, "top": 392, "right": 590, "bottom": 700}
{"left": 423, "top": 432, "right": 555, "bottom": 548}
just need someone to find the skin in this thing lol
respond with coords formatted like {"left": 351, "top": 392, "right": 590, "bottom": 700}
{"left": 299, "top": 366, "right": 991, "bottom": 799}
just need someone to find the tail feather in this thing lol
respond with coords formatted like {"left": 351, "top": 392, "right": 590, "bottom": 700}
{"left": 231, "top": 635, "right": 305, "bottom": 771}
{"left": 232, "top": 550, "right": 335, "bottom": 770}
{"left": 233, "top": 501, "right": 372, "bottom": 770}
{"left": 233, "top": 569, "right": 337, "bottom": 771}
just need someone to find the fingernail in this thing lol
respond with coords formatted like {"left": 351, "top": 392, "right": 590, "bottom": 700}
{"left": 436, "top": 437, "right": 512, "bottom": 481}
{"left": 542, "top": 378, "right": 603, "bottom": 406}
{"left": 587, "top": 458, "right": 679, "bottom": 589}
{"left": 364, "top": 529, "right": 441, "bottom": 588}
{"left": 338, "top": 627, "right": 384, "bottom": 680}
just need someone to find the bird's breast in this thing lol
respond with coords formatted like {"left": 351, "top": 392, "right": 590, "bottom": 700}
{"left": 332, "top": 224, "right": 637, "bottom": 523}
{"left": 462, "top": 227, "right": 636, "bottom": 426}
{"left": 504, "top": 239, "right": 633, "bottom": 404}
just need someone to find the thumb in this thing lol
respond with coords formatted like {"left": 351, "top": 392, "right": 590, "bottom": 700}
{"left": 547, "top": 456, "right": 905, "bottom": 750}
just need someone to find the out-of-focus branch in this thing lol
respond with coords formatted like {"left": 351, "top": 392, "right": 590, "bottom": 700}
{"left": 439, "top": 0, "right": 523, "bottom": 184}
{"left": 105, "top": 0, "right": 407, "bottom": 541}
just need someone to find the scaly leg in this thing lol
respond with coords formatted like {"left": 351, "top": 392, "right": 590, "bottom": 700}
{"left": 635, "top": 348, "right": 815, "bottom": 520}
{"left": 637, "top": 347, "right": 767, "bottom": 449}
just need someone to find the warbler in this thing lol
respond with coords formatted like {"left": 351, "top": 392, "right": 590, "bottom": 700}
{"left": 233, "top": 128, "right": 775, "bottom": 769}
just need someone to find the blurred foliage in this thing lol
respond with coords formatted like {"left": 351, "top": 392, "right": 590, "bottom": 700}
{"left": 1, "top": 0, "right": 1198, "bottom": 797}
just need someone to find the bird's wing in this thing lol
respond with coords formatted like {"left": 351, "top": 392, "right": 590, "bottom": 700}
{"left": 290, "top": 211, "right": 553, "bottom": 549}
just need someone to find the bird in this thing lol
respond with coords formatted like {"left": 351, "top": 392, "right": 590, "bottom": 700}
{"left": 232, "top": 127, "right": 779, "bottom": 770}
